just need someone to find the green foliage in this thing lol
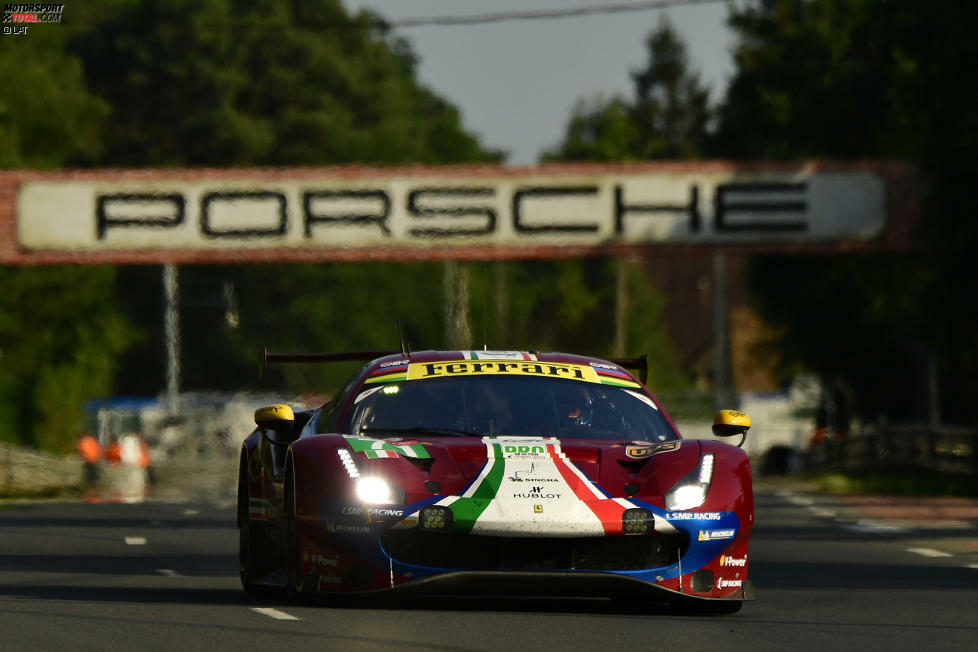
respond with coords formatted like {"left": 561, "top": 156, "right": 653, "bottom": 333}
{"left": 478, "top": 260, "right": 687, "bottom": 391}
{"left": 63, "top": 0, "right": 500, "bottom": 167}
{"left": 0, "top": 267, "right": 132, "bottom": 451}
{"left": 0, "top": 29, "right": 107, "bottom": 168}
{"left": 718, "top": 0, "right": 978, "bottom": 424}
{"left": 545, "top": 18, "right": 712, "bottom": 162}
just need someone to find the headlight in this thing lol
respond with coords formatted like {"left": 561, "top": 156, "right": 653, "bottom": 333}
{"left": 355, "top": 476, "right": 395, "bottom": 504}
{"left": 664, "top": 453, "right": 714, "bottom": 511}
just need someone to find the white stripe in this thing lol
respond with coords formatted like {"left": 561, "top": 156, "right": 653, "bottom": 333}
{"left": 124, "top": 536, "right": 147, "bottom": 545}
{"left": 906, "top": 547, "right": 953, "bottom": 558}
{"left": 966, "top": 563, "right": 978, "bottom": 570}
{"left": 156, "top": 569, "right": 180, "bottom": 577}
{"left": 251, "top": 607, "right": 301, "bottom": 621}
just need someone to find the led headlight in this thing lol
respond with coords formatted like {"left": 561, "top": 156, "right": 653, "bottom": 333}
{"left": 419, "top": 505, "right": 454, "bottom": 531}
{"left": 355, "top": 476, "right": 395, "bottom": 504}
{"left": 621, "top": 508, "right": 654, "bottom": 535}
{"left": 664, "top": 453, "right": 715, "bottom": 511}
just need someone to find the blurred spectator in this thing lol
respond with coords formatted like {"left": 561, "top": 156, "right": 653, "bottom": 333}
{"left": 76, "top": 434, "right": 101, "bottom": 486}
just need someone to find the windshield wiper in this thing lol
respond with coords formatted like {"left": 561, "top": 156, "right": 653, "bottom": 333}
{"left": 358, "top": 426, "right": 483, "bottom": 438}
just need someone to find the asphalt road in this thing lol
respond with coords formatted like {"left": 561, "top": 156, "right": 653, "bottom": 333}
{"left": 1, "top": 484, "right": 977, "bottom": 652}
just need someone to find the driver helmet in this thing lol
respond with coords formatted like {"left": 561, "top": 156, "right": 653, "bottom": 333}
{"left": 558, "top": 388, "right": 594, "bottom": 427}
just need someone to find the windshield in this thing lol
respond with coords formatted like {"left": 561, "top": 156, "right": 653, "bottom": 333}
{"left": 339, "top": 375, "right": 678, "bottom": 442}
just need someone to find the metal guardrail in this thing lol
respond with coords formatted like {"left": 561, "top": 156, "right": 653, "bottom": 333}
{"left": 806, "top": 424, "right": 978, "bottom": 475}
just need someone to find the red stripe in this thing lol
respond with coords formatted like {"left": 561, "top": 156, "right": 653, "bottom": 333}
{"left": 546, "top": 444, "right": 624, "bottom": 535}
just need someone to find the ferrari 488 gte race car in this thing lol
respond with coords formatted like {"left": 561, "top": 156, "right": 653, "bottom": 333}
{"left": 238, "top": 349, "right": 754, "bottom": 612}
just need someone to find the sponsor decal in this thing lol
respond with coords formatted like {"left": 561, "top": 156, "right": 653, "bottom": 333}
{"left": 340, "top": 506, "right": 405, "bottom": 519}
{"left": 698, "top": 529, "right": 736, "bottom": 541}
{"left": 665, "top": 511, "right": 723, "bottom": 521}
{"left": 380, "top": 359, "right": 410, "bottom": 368}
{"left": 309, "top": 553, "right": 339, "bottom": 568}
{"left": 533, "top": 505, "right": 543, "bottom": 513}
{"left": 318, "top": 575, "right": 342, "bottom": 586}
{"left": 462, "top": 350, "right": 537, "bottom": 361}
{"left": 720, "top": 555, "right": 747, "bottom": 567}
{"left": 513, "top": 486, "right": 561, "bottom": 499}
{"left": 503, "top": 444, "right": 547, "bottom": 456}
{"left": 325, "top": 522, "right": 370, "bottom": 535}
{"left": 625, "top": 441, "right": 681, "bottom": 459}
{"left": 717, "top": 578, "right": 743, "bottom": 588}
{"left": 407, "top": 360, "right": 600, "bottom": 383}
{"left": 508, "top": 463, "right": 560, "bottom": 483}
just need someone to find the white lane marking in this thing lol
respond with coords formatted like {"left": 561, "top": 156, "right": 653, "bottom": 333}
{"left": 183, "top": 508, "right": 200, "bottom": 516}
{"left": 809, "top": 507, "right": 837, "bottom": 518}
{"left": 966, "top": 564, "right": 978, "bottom": 569}
{"left": 156, "top": 569, "right": 180, "bottom": 577}
{"left": 906, "top": 547, "right": 953, "bottom": 558}
{"left": 251, "top": 607, "right": 301, "bottom": 621}
{"left": 786, "top": 495, "right": 815, "bottom": 507}
{"left": 124, "top": 536, "right": 147, "bottom": 545}
{"left": 841, "top": 520, "right": 910, "bottom": 534}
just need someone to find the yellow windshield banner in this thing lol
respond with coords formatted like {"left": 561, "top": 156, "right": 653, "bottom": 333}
{"left": 406, "top": 360, "right": 601, "bottom": 383}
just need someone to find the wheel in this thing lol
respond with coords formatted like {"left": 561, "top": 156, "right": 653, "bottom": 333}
{"left": 238, "top": 454, "right": 271, "bottom": 596}
{"left": 283, "top": 460, "right": 303, "bottom": 597}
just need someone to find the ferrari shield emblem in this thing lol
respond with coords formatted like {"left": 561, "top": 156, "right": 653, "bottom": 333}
{"left": 534, "top": 505, "right": 543, "bottom": 514}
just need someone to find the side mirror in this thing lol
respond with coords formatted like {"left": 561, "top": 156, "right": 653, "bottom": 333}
{"left": 712, "top": 409, "right": 751, "bottom": 438}
{"left": 255, "top": 404, "right": 295, "bottom": 444}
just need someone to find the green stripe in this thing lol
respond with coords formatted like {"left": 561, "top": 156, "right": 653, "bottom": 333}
{"left": 450, "top": 443, "right": 505, "bottom": 532}
{"left": 599, "top": 377, "right": 641, "bottom": 388}
{"left": 364, "top": 373, "right": 406, "bottom": 384}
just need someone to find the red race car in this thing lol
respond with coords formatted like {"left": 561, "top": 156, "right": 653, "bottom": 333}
{"left": 238, "top": 349, "right": 754, "bottom": 612}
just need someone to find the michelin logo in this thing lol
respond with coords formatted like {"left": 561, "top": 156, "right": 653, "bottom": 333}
{"left": 697, "top": 529, "right": 735, "bottom": 541}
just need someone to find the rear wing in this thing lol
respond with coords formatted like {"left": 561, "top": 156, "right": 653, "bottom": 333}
{"left": 260, "top": 348, "right": 397, "bottom": 378}
{"left": 608, "top": 354, "right": 648, "bottom": 386}
{"left": 260, "top": 347, "right": 648, "bottom": 385}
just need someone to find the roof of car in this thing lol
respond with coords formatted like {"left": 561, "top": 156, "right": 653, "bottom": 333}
{"left": 365, "top": 350, "right": 630, "bottom": 372}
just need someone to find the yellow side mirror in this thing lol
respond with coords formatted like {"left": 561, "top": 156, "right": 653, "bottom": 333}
{"left": 712, "top": 409, "right": 751, "bottom": 438}
{"left": 255, "top": 404, "right": 295, "bottom": 431}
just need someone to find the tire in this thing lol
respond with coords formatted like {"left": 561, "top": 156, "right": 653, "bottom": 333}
{"left": 283, "top": 459, "right": 303, "bottom": 597}
{"left": 238, "top": 454, "right": 270, "bottom": 596}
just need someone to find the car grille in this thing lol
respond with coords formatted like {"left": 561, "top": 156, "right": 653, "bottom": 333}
{"left": 380, "top": 530, "right": 687, "bottom": 571}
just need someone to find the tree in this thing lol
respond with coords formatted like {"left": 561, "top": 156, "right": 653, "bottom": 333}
{"left": 0, "top": 267, "right": 132, "bottom": 450}
{"left": 717, "top": 0, "right": 978, "bottom": 424}
{"left": 544, "top": 18, "right": 712, "bottom": 161}
{"left": 65, "top": 0, "right": 501, "bottom": 167}
{"left": 0, "top": 28, "right": 107, "bottom": 168}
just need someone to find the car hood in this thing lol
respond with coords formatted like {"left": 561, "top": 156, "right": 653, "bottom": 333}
{"left": 342, "top": 434, "right": 705, "bottom": 537}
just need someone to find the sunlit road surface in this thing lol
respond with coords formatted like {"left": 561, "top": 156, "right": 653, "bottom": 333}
{"left": 1, "top": 486, "right": 977, "bottom": 651}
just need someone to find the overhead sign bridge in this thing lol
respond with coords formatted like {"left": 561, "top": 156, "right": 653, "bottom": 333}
{"left": 0, "top": 161, "right": 919, "bottom": 264}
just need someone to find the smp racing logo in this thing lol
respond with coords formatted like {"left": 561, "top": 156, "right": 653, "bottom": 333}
{"left": 2, "top": 3, "right": 63, "bottom": 34}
